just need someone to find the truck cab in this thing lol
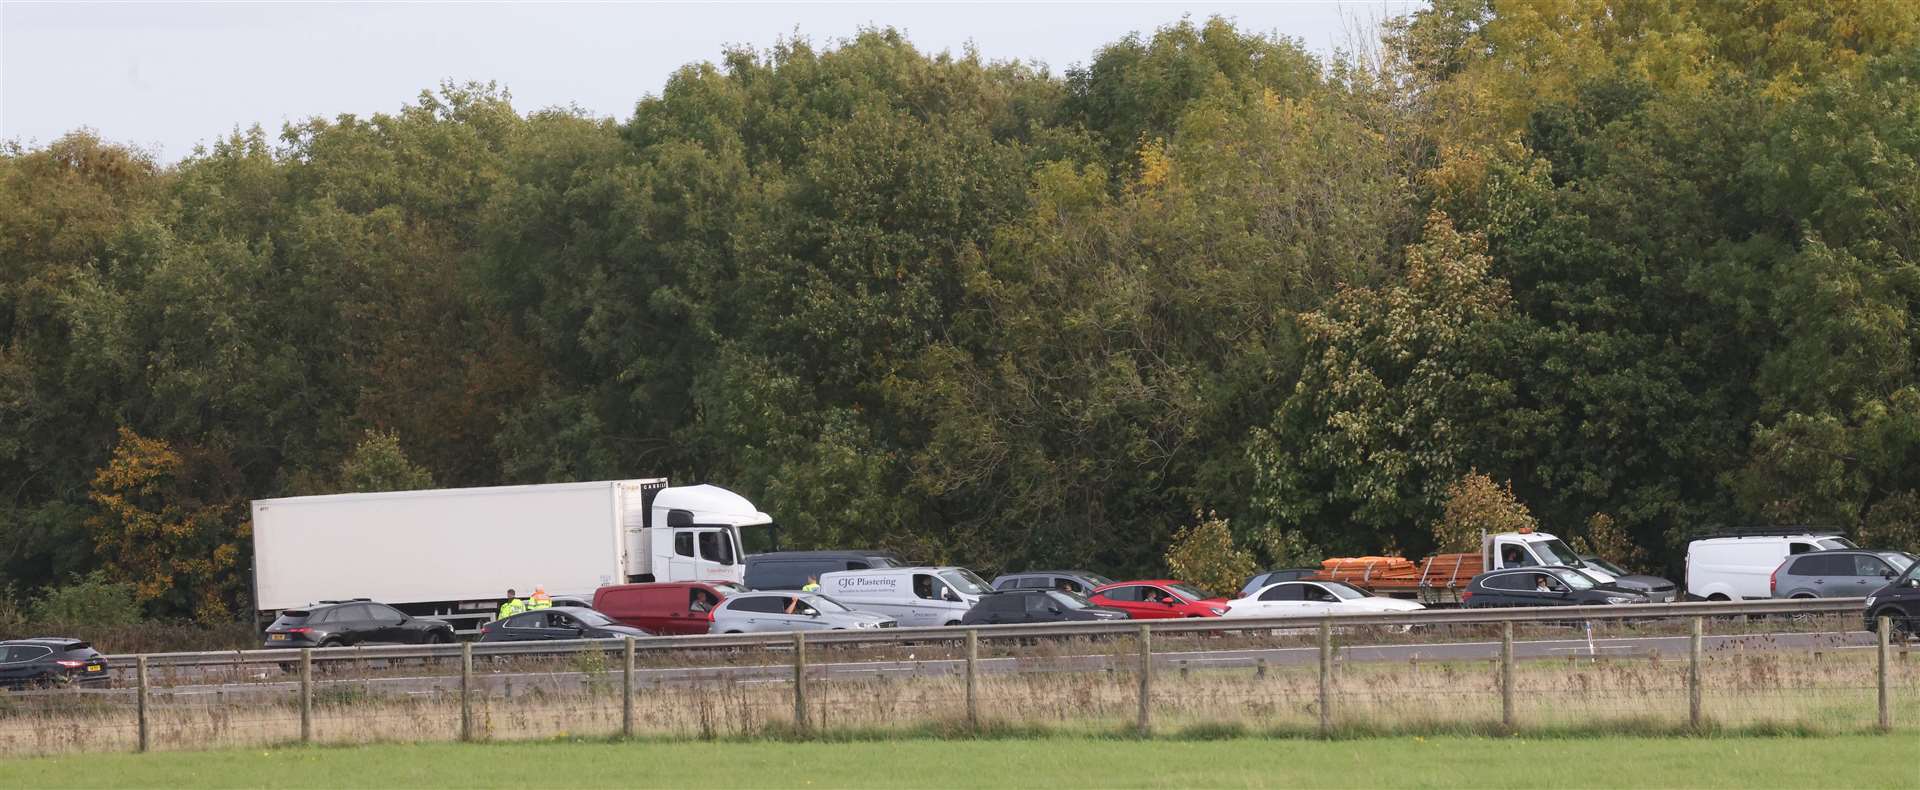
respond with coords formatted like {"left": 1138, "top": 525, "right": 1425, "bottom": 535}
{"left": 634, "top": 483, "right": 774, "bottom": 586}
{"left": 1481, "top": 530, "right": 1619, "bottom": 583}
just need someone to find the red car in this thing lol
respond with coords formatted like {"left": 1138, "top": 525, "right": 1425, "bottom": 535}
{"left": 1087, "top": 580, "right": 1230, "bottom": 619}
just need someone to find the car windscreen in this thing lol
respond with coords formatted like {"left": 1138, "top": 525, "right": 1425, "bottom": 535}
{"left": 867, "top": 556, "right": 901, "bottom": 568}
{"left": 568, "top": 610, "right": 617, "bottom": 627}
{"left": 1166, "top": 583, "right": 1210, "bottom": 601}
{"left": 939, "top": 570, "right": 990, "bottom": 596}
{"left": 1551, "top": 569, "right": 1599, "bottom": 590}
{"left": 1819, "top": 537, "right": 1857, "bottom": 550}
{"left": 709, "top": 582, "right": 744, "bottom": 597}
{"left": 1321, "top": 581, "right": 1369, "bottom": 600}
{"left": 807, "top": 595, "right": 852, "bottom": 612}
{"left": 1536, "top": 539, "right": 1584, "bottom": 566}
{"left": 1882, "top": 553, "right": 1916, "bottom": 574}
{"left": 1046, "top": 591, "right": 1094, "bottom": 609}
{"left": 1083, "top": 573, "right": 1116, "bottom": 588}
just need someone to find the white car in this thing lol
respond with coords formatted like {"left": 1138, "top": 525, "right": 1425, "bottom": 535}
{"left": 1222, "top": 580, "right": 1426, "bottom": 618}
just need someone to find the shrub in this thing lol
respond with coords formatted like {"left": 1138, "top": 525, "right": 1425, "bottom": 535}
{"left": 1430, "top": 470, "right": 1536, "bottom": 552}
{"left": 1165, "top": 512, "right": 1257, "bottom": 597}
{"left": 29, "top": 570, "right": 141, "bottom": 626}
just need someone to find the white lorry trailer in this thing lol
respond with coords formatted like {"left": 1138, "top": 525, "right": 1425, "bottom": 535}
{"left": 251, "top": 479, "right": 774, "bottom": 632}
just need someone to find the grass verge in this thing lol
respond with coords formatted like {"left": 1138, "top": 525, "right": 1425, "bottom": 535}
{"left": 0, "top": 732, "right": 1913, "bottom": 788}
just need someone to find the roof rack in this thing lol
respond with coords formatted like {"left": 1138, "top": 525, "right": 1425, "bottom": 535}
{"left": 316, "top": 598, "right": 373, "bottom": 604}
{"left": 1695, "top": 527, "right": 1848, "bottom": 540}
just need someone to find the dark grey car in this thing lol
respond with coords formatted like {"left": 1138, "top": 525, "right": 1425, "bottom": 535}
{"left": 1577, "top": 555, "right": 1679, "bottom": 603}
{"left": 1772, "top": 549, "right": 1915, "bottom": 599}
{"left": 710, "top": 592, "right": 895, "bottom": 633}
{"left": 990, "top": 570, "right": 1116, "bottom": 596}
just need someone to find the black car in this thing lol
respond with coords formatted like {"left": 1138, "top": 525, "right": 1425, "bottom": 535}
{"left": 959, "top": 590, "right": 1129, "bottom": 625}
{"left": 478, "top": 606, "right": 653, "bottom": 642}
{"left": 1237, "top": 569, "right": 1322, "bottom": 598}
{"left": 1866, "top": 561, "right": 1920, "bottom": 636}
{"left": 262, "top": 599, "right": 455, "bottom": 648}
{"left": 0, "top": 638, "right": 110, "bottom": 689}
{"left": 746, "top": 550, "right": 905, "bottom": 590}
{"left": 1462, "top": 567, "right": 1649, "bottom": 608}
{"left": 989, "top": 570, "right": 1116, "bottom": 596}
{"left": 1575, "top": 554, "right": 1679, "bottom": 603}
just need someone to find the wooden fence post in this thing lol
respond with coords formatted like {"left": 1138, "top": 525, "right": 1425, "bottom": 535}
{"left": 1501, "top": 621, "right": 1515, "bottom": 730}
{"left": 460, "top": 641, "right": 474, "bottom": 742}
{"left": 965, "top": 629, "right": 979, "bottom": 732}
{"left": 1318, "top": 619, "right": 1333, "bottom": 737}
{"left": 1688, "top": 617, "right": 1703, "bottom": 729}
{"left": 299, "top": 648, "right": 313, "bottom": 744}
{"left": 136, "top": 655, "right": 150, "bottom": 753}
{"left": 623, "top": 637, "right": 636, "bottom": 738}
{"left": 1879, "top": 616, "right": 1893, "bottom": 732}
{"left": 793, "top": 632, "right": 808, "bottom": 733}
{"left": 1136, "top": 624, "right": 1152, "bottom": 736}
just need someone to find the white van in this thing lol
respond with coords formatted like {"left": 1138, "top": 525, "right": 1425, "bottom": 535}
{"left": 1686, "top": 532, "right": 1856, "bottom": 600}
{"left": 818, "top": 566, "right": 992, "bottom": 627}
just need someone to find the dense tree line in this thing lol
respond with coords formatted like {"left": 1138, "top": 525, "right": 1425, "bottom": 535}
{"left": 5, "top": 3, "right": 1920, "bottom": 621}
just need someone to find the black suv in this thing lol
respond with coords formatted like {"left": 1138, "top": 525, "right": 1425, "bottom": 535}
{"left": 262, "top": 599, "right": 455, "bottom": 648}
{"left": 1866, "top": 562, "right": 1920, "bottom": 636}
{"left": 959, "top": 590, "right": 1128, "bottom": 625}
{"left": 0, "top": 638, "right": 110, "bottom": 689}
{"left": 989, "top": 570, "right": 1116, "bottom": 596}
{"left": 1463, "top": 567, "right": 1648, "bottom": 608}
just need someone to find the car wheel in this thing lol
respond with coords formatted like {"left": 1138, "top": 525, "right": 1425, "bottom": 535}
{"left": 944, "top": 620, "right": 961, "bottom": 627}
{"left": 1878, "top": 608, "right": 1914, "bottom": 640}
{"left": 424, "top": 631, "right": 452, "bottom": 645}
{"left": 1707, "top": 594, "right": 1730, "bottom": 602}
{"left": 724, "top": 630, "right": 743, "bottom": 634}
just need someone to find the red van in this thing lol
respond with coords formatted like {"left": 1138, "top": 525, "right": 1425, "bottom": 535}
{"left": 592, "top": 581, "right": 742, "bottom": 635}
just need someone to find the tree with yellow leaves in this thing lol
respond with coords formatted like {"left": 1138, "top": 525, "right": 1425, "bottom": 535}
{"left": 85, "top": 428, "right": 248, "bottom": 622}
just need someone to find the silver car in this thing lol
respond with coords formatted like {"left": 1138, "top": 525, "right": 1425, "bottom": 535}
{"left": 709, "top": 592, "right": 896, "bottom": 633}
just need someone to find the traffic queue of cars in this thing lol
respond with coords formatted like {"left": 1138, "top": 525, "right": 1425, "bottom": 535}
{"left": 238, "top": 533, "right": 1920, "bottom": 649}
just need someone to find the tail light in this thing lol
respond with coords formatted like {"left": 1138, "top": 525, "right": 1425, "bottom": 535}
{"left": 284, "top": 627, "right": 313, "bottom": 635}
{"left": 1770, "top": 566, "right": 1779, "bottom": 595}
{"left": 1461, "top": 590, "right": 1474, "bottom": 602}
{"left": 706, "top": 608, "right": 717, "bottom": 623}
{"left": 55, "top": 659, "right": 84, "bottom": 668}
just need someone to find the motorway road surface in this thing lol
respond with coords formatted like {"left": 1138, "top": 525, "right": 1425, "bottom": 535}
{"left": 49, "top": 628, "right": 1879, "bottom": 702}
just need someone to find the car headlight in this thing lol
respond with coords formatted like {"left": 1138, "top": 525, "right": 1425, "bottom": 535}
{"left": 1209, "top": 607, "right": 1227, "bottom": 616}
{"left": 1865, "top": 596, "right": 1877, "bottom": 608}
{"left": 1604, "top": 596, "right": 1634, "bottom": 605}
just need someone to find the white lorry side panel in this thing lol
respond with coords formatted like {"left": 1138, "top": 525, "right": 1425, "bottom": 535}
{"left": 253, "top": 480, "right": 653, "bottom": 611}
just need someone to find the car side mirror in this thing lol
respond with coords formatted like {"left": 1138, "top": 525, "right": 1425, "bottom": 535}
{"left": 1906, "top": 578, "right": 1920, "bottom": 589}
{"left": 1162, "top": 599, "right": 1177, "bottom": 607}
{"left": 1048, "top": 606, "right": 1063, "bottom": 614}
{"left": 804, "top": 609, "right": 820, "bottom": 617}
{"left": 944, "top": 591, "right": 959, "bottom": 602}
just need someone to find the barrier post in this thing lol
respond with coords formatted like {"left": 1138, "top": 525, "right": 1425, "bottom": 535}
{"left": 136, "top": 655, "right": 150, "bottom": 753}
{"left": 965, "top": 629, "right": 979, "bottom": 732}
{"left": 793, "top": 632, "right": 808, "bottom": 732}
{"left": 1688, "top": 617, "right": 1703, "bottom": 729}
{"left": 1318, "top": 619, "right": 1333, "bottom": 737}
{"left": 299, "top": 648, "right": 313, "bottom": 744}
{"left": 623, "top": 637, "right": 636, "bottom": 738}
{"left": 1136, "top": 624, "right": 1152, "bottom": 736}
{"left": 1501, "top": 621, "right": 1515, "bottom": 729}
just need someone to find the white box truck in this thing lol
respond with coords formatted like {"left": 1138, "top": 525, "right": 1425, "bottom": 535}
{"left": 251, "top": 479, "right": 774, "bottom": 631}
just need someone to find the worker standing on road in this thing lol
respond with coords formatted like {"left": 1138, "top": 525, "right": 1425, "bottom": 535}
{"left": 529, "top": 585, "right": 552, "bottom": 609}
{"left": 801, "top": 576, "right": 821, "bottom": 592}
{"left": 498, "top": 589, "right": 526, "bottom": 620}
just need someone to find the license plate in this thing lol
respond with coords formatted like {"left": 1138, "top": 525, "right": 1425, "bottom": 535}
{"left": 269, "top": 634, "right": 288, "bottom": 641}
{"left": 86, "top": 665, "right": 102, "bottom": 672}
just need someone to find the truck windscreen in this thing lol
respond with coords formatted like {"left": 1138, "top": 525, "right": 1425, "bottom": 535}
{"left": 739, "top": 524, "right": 779, "bottom": 555}
{"left": 1537, "top": 539, "right": 1584, "bottom": 566}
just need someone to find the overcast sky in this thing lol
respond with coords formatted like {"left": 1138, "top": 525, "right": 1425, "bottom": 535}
{"left": 2, "top": 1, "right": 1418, "bottom": 162}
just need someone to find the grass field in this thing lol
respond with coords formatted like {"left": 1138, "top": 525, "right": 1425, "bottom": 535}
{"left": 0, "top": 734, "right": 1913, "bottom": 788}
